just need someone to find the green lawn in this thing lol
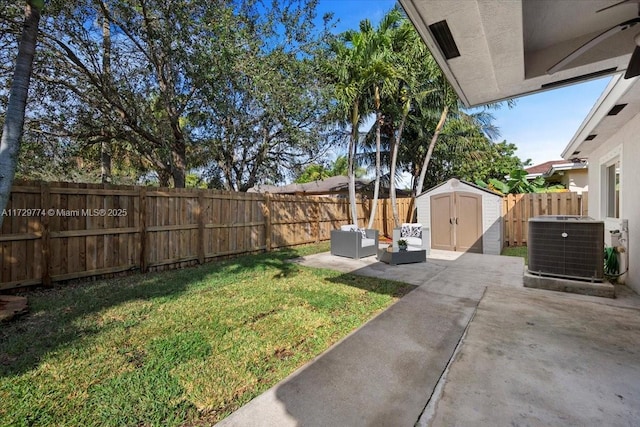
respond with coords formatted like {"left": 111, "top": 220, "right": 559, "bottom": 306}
{"left": 0, "top": 243, "right": 414, "bottom": 426}
{"left": 501, "top": 245, "right": 528, "bottom": 265}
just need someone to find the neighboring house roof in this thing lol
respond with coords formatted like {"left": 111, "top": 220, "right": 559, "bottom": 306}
{"left": 525, "top": 159, "right": 588, "bottom": 179}
{"left": 563, "top": 74, "right": 640, "bottom": 160}
{"left": 525, "top": 160, "right": 566, "bottom": 177}
{"left": 399, "top": 0, "right": 637, "bottom": 107}
{"left": 247, "top": 176, "right": 370, "bottom": 195}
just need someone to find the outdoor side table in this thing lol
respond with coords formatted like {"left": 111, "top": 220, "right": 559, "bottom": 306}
{"left": 377, "top": 247, "right": 426, "bottom": 265}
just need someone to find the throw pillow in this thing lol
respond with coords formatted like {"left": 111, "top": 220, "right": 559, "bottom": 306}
{"left": 401, "top": 224, "right": 411, "bottom": 238}
{"left": 410, "top": 224, "right": 422, "bottom": 238}
{"left": 358, "top": 228, "right": 367, "bottom": 238}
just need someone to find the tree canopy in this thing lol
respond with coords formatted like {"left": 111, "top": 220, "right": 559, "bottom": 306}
{"left": 1, "top": 0, "right": 337, "bottom": 189}
{"left": 1, "top": 2, "right": 529, "bottom": 197}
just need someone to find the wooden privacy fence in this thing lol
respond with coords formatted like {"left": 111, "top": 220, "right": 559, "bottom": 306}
{"left": 503, "top": 192, "right": 588, "bottom": 246}
{"left": 1, "top": 181, "right": 413, "bottom": 291}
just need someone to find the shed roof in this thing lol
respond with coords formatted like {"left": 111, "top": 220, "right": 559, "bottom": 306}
{"left": 417, "top": 178, "right": 502, "bottom": 198}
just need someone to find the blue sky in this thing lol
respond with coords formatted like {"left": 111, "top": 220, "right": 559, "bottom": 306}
{"left": 319, "top": 0, "right": 611, "bottom": 167}
{"left": 489, "top": 77, "right": 611, "bottom": 165}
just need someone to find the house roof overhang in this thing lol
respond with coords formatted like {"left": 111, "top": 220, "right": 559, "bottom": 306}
{"left": 562, "top": 74, "right": 640, "bottom": 159}
{"left": 399, "top": 0, "right": 640, "bottom": 107}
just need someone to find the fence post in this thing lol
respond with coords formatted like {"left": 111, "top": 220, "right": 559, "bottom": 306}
{"left": 139, "top": 187, "right": 147, "bottom": 273}
{"left": 40, "top": 182, "right": 52, "bottom": 287}
{"left": 264, "top": 193, "right": 272, "bottom": 252}
{"left": 197, "top": 190, "right": 205, "bottom": 264}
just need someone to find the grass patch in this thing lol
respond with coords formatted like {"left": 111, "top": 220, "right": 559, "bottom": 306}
{"left": 501, "top": 245, "right": 528, "bottom": 265}
{"left": 0, "top": 243, "right": 413, "bottom": 426}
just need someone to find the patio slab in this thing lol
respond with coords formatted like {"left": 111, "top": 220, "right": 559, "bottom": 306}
{"left": 421, "top": 286, "right": 640, "bottom": 426}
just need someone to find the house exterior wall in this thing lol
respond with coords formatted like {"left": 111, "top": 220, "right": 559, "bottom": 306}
{"left": 561, "top": 169, "right": 588, "bottom": 193}
{"left": 586, "top": 112, "right": 640, "bottom": 292}
{"left": 416, "top": 179, "right": 502, "bottom": 255}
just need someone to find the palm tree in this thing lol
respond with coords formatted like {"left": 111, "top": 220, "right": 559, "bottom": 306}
{"left": 381, "top": 18, "right": 432, "bottom": 227}
{"left": 0, "top": 0, "right": 43, "bottom": 227}
{"left": 325, "top": 22, "right": 376, "bottom": 226}
{"left": 327, "top": 7, "right": 410, "bottom": 229}
{"left": 327, "top": 9, "right": 506, "bottom": 229}
{"left": 363, "top": 8, "right": 404, "bottom": 229}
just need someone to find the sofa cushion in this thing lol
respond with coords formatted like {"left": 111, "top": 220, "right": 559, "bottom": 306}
{"left": 361, "top": 237, "right": 376, "bottom": 247}
{"left": 400, "top": 223, "right": 411, "bottom": 238}
{"left": 405, "top": 236, "right": 422, "bottom": 247}
{"left": 341, "top": 224, "right": 358, "bottom": 232}
{"left": 401, "top": 223, "right": 422, "bottom": 238}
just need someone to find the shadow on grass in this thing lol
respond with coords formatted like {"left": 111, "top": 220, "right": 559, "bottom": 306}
{"left": 324, "top": 273, "right": 417, "bottom": 298}
{"left": 0, "top": 246, "right": 312, "bottom": 379}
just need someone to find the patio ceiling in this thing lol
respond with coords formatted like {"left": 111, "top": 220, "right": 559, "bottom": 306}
{"left": 399, "top": 0, "right": 640, "bottom": 107}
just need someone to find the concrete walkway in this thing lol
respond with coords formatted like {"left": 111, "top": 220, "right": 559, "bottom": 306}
{"left": 217, "top": 250, "right": 524, "bottom": 426}
{"left": 217, "top": 250, "right": 640, "bottom": 426}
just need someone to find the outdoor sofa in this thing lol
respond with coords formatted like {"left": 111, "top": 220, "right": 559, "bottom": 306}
{"left": 330, "top": 224, "right": 379, "bottom": 259}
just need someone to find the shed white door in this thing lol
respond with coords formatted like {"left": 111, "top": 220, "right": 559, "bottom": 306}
{"left": 430, "top": 191, "right": 483, "bottom": 253}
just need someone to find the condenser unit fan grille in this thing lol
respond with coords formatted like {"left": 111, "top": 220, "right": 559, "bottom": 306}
{"left": 528, "top": 216, "right": 604, "bottom": 282}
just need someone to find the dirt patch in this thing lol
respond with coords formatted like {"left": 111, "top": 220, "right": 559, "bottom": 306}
{"left": 0, "top": 295, "right": 29, "bottom": 322}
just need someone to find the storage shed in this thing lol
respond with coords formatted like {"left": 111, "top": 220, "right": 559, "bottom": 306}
{"left": 416, "top": 178, "right": 503, "bottom": 255}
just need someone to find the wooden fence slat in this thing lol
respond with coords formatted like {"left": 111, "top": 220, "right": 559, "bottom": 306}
{"left": 502, "top": 192, "right": 588, "bottom": 246}
{"left": 139, "top": 187, "right": 147, "bottom": 272}
{"left": 264, "top": 193, "right": 272, "bottom": 252}
{"left": 40, "top": 182, "right": 51, "bottom": 286}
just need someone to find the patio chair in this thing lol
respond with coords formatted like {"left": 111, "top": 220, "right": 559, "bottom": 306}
{"left": 330, "top": 224, "right": 379, "bottom": 259}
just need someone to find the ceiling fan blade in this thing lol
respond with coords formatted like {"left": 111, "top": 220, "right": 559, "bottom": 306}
{"left": 624, "top": 45, "right": 640, "bottom": 78}
{"left": 596, "top": 0, "right": 631, "bottom": 13}
{"left": 548, "top": 18, "right": 640, "bottom": 75}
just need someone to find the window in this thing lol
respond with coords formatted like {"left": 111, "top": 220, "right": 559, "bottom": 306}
{"left": 605, "top": 160, "right": 620, "bottom": 218}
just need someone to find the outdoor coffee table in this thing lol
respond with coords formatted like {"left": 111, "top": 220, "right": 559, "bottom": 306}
{"left": 377, "top": 247, "right": 426, "bottom": 265}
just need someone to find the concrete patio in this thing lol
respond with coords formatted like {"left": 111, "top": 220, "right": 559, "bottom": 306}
{"left": 216, "top": 249, "right": 640, "bottom": 426}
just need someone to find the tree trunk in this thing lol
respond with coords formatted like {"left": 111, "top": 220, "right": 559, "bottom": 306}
{"left": 348, "top": 102, "right": 359, "bottom": 226}
{"left": 101, "top": 139, "right": 112, "bottom": 183}
{"left": 171, "top": 146, "right": 186, "bottom": 188}
{"left": 367, "top": 87, "right": 382, "bottom": 229}
{"left": 0, "top": 1, "right": 41, "bottom": 228}
{"left": 415, "top": 106, "right": 448, "bottom": 197}
{"left": 157, "top": 170, "right": 171, "bottom": 187}
{"left": 100, "top": 2, "right": 112, "bottom": 184}
{"left": 390, "top": 106, "right": 409, "bottom": 227}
